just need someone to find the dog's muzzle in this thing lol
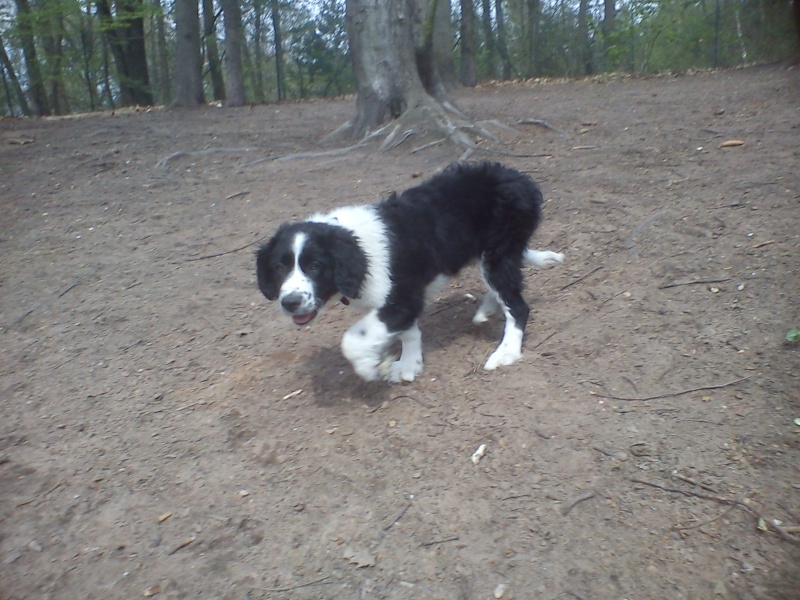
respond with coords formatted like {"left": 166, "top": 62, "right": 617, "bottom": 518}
{"left": 280, "top": 293, "right": 318, "bottom": 325}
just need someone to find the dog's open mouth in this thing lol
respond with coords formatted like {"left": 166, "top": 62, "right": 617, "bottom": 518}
{"left": 292, "top": 311, "right": 318, "bottom": 325}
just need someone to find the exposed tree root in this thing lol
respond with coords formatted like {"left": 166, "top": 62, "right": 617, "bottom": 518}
{"left": 269, "top": 98, "right": 514, "bottom": 164}
{"left": 154, "top": 147, "right": 252, "bottom": 169}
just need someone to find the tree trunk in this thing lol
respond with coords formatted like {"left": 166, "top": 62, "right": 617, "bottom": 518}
{"left": 270, "top": 0, "right": 285, "bottom": 101}
{"left": 96, "top": 0, "right": 154, "bottom": 106}
{"left": 153, "top": 0, "right": 171, "bottom": 103}
{"left": 578, "top": 0, "right": 593, "bottom": 75}
{"left": 602, "top": 0, "right": 616, "bottom": 68}
{"left": 78, "top": 11, "right": 98, "bottom": 111}
{"left": 459, "top": 0, "right": 476, "bottom": 86}
{"left": 525, "top": 0, "right": 540, "bottom": 77}
{"left": 117, "top": 0, "right": 153, "bottom": 105}
{"left": 42, "top": 0, "right": 69, "bottom": 114}
{"left": 0, "top": 35, "right": 32, "bottom": 116}
{"left": 494, "top": 0, "right": 513, "bottom": 79}
{"left": 13, "top": 0, "right": 51, "bottom": 115}
{"left": 251, "top": 0, "right": 266, "bottom": 101}
{"left": 415, "top": 0, "right": 449, "bottom": 101}
{"left": 202, "top": 0, "right": 226, "bottom": 101}
{"left": 173, "top": 0, "right": 205, "bottom": 107}
{"left": 345, "top": 0, "right": 430, "bottom": 137}
{"left": 480, "top": 0, "right": 496, "bottom": 78}
{"left": 221, "top": 0, "right": 246, "bottom": 105}
{"left": 433, "top": 0, "right": 456, "bottom": 85}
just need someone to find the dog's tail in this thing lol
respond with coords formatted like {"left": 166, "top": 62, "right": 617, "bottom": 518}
{"left": 524, "top": 249, "right": 565, "bottom": 269}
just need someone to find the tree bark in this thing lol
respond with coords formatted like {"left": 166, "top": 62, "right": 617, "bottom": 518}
{"left": 173, "top": 0, "right": 205, "bottom": 107}
{"left": 459, "top": 0, "right": 476, "bottom": 86}
{"left": 221, "top": 0, "right": 246, "bottom": 105}
{"left": 345, "top": 0, "right": 430, "bottom": 137}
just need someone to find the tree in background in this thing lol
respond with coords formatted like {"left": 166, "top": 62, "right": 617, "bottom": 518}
{"left": 221, "top": 0, "right": 245, "bottom": 104}
{"left": 0, "top": 0, "right": 797, "bottom": 117}
{"left": 96, "top": 0, "right": 153, "bottom": 105}
{"left": 172, "top": 0, "right": 204, "bottom": 106}
{"left": 13, "top": 0, "right": 51, "bottom": 115}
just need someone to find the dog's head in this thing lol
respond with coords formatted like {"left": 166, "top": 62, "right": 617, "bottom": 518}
{"left": 256, "top": 222, "right": 367, "bottom": 325}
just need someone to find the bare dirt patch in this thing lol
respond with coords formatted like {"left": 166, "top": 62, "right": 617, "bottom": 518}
{"left": 1, "top": 64, "right": 799, "bottom": 599}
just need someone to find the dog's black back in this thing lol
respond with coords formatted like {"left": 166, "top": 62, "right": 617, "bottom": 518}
{"left": 375, "top": 161, "right": 543, "bottom": 331}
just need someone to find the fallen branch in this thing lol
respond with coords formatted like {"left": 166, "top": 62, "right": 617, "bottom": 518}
{"left": 630, "top": 478, "right": 800, "bottom": 546}
{"left": 593, "top": 376, "right": 750, "bottom": 402}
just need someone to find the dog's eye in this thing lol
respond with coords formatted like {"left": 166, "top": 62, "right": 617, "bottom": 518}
{"left": 306, "top": 261, "right": 321, "bottom": 273}
{"left": 275, "top": 263, "right": 287, "bottom": 274}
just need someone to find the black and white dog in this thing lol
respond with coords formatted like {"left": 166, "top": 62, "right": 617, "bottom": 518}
{"left": 256, "top": 162, "right": 564, "bottom": 382}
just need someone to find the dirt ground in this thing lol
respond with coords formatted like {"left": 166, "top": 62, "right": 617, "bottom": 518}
{"left": 1, "top": 63, "right": 799, "bottom": 600}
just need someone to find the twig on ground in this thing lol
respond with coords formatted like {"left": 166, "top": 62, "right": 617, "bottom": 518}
{"left": 420, "top": 535, "right": 460, "bottom": 547}
{"left": 630, "top": 478, "right": 800, "bottom": 546}
{"left": 184, "top": 235, "right": 269, "bottom": 262}
{"left": 673, "top": 505, "right": 737, "bottom": 531}
{"left": 383, "top": 501, "right": 412, "bottom": 530}
{"left": 225, "top": 190, "right": 250, "bottom": 200}
{"left": 561, "top": 489, "right": 596, "bottom": 516}
{"left": 560, "top": 266, "right": 603, "bottom": 291}
{"left": 167, "top": 535, "right": 196, "bottom": 555}
{"left": 658, "top": 277, "right": 731, "bottom": 289}
{"left": 529, "top": 292, "right": 624, "bottom": 352}
{"left": 626, "top": 210, "right": 667, "bottom": 260}
{"left": 517, "top": 118, "right": 568, "bottom": 136}
{"left": 593, "top": 376, "right": 750, "bottom": 402}
{"left": 265, "top": 575, "right": 332, "bottom": 593}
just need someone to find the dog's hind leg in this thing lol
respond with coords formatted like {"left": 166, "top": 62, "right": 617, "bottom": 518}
{"left": 481, "top": 257, "right": 530, "bottom": 371}
{"left": 524, "top": 249, "right": 565, "bottom": 269}
{"left": 386, "top": 322, "right": 424, "bottom": 383}
{"left": 472, "top": 290, "right": 501, "bottom": 324}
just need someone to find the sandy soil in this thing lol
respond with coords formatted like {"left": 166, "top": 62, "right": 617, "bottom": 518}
{"left": 1, "top": 63, "right": 799, "bottom": 600}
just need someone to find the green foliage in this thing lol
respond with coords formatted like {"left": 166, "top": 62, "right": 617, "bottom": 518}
{"left": 0, "top": 0, "right": 797, "bottom": 116}
{"left": 787, "top": 329, "right": 800, "bottom": 344}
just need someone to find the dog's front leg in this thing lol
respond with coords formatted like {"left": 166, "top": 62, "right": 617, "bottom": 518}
{"left": 341, "top": 311, "right": 394, "bottom": 382}
{"left": 387, "top": 322, "right": 423, "bottom": 383}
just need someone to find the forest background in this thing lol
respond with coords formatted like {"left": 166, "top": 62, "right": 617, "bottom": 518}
{"left": 0, "top": 0, "right": 797, "bottom": 118}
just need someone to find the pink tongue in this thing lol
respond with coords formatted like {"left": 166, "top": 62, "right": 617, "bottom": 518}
{"left": 292, "top": 311, "right": 316, "bottom": 325}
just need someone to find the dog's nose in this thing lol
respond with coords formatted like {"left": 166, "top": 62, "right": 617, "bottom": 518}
{"left": 281, "top": 293, "right": 303, "bottom": 313}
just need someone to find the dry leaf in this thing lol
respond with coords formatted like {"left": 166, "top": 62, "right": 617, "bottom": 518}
{"left": 343, "top": 546, "right": 376, "bottom": 567}
{"left": 719, "top": 139, "right": 745, "bottom": 148}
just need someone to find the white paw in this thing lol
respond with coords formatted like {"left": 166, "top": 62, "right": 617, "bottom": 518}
{"left": 386, "top": 357, "right": 424, "bottom": 383}
{"left": 527, "top": 249, "right": 565, "bottom": 269}
{"left": 472, "top": 311, "right": 490, "bottom": 324}
{"left": 484, "top": 347, "right": 522, "bottom": 371}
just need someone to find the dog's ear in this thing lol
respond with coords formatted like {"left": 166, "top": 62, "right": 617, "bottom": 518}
{"left": 255, "top": 235, "right": 280, "bottom": 300}
{"left": 331, "top": 230, "right": 367, "bottom": 299}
